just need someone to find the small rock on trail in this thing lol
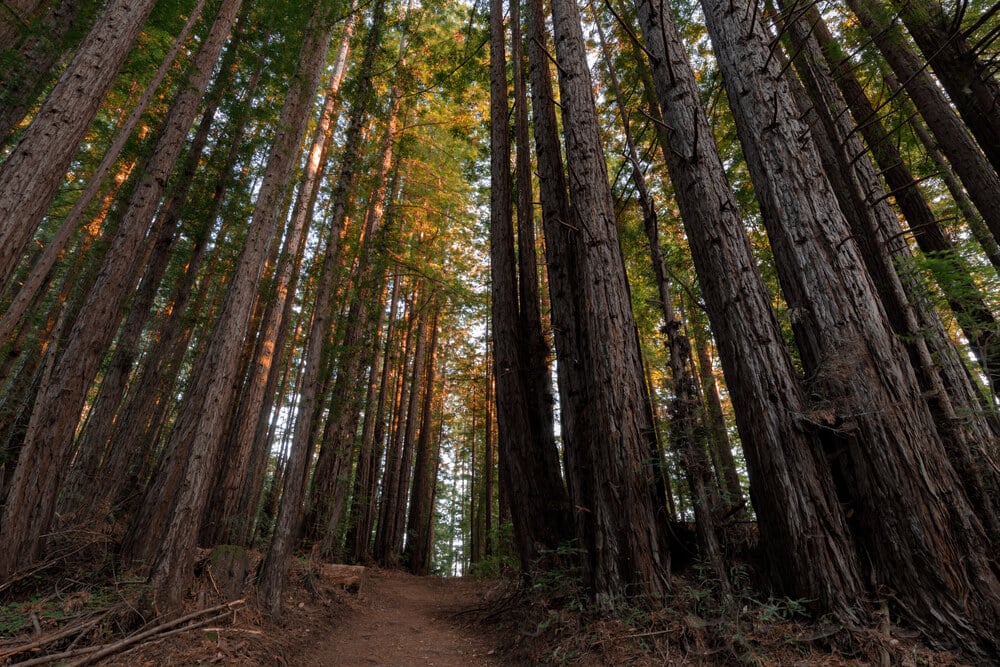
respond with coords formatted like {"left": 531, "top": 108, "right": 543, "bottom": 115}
{"left": 293, "top": 568, "right": 501, "bottom": 666}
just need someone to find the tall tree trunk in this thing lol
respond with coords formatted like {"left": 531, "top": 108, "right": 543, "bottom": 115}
{"left": 307, "top": 86, "right": 403, "bottom": 555}
{"left": 0, "top": 0, "right": 242, "bottom": 580}
{"left": 373, "top": 291, "right": 418, "bottom": 564}
{"left": 64, "top": 27, "right": 239, "bottom": 519}
{"left": 547, "top": 0, "right": 669, "bottom": 603}
{"left": 777, "top": 2, "right": 1000, "bottom": 534}
{"left": 202, "top": 11, "right": 356, "bottom": 548}
{"left": 590, "top": 0, "right": 726, "bottom": 589}
{"left": 511, "top": 0, "right": 557, "bottom": 476}
{"left": 0, "top": 0, "right": 158, "bottom": 292}
{"left": 489, "top": 0, "right": 573, "bottom": 576}
{"left": 806, "top": 9, "right": 1000, "bottom": 396}
{"left": 0, "top": 0, "right": 209, "bottom": 346}
{"left": 789, "top": 2, "right": 1000, "bottom": 534}
{"left": 404, "top": 306, "right": 441, "bottom": 574}
{"left": 701, "top": 0, "right": 1000, "bottom": 653}
{"left": 95, "top": 66, "right": 260, "bottom": 525}
{"left": 386, "top": 301, "right": 432, "bottom": 565}
{"left": 634, "top": 0, "right": 861, "bottom": 612}
{"left": 346, "top": 266, "right": 400, "bottom": 562}
{"left": 259, "top": 0, "right": 388, "bottom": 618}
{"left": 901, "top": 84, "right": 1000, "bottom": 273}
{"left": 142, "top": 5, "right": 335, "bottom": 613}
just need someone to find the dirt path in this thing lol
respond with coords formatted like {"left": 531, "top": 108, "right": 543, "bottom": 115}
{"left": 293, "top": 569, "right": 501, "bottom": 667}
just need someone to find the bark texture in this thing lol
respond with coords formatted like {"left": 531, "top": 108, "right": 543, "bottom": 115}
{"left": 0, "top": 0, "right": 158, "bottom": 293}
{"left": 548, "top": 0, "right": 670, "bottom": 604}
{"left": 702, "top": 0, "right": 1000, "bottom": 653}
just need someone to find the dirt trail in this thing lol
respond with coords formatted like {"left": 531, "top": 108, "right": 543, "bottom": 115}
{"left": 294, "top": 569, "right": 501, "bottom": 667}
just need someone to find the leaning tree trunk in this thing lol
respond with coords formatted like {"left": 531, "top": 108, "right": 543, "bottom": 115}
{"left": 548, "top": 0, "right": 670, "bottom": 604}
{"left": 792, "top": 5, "right": 1000, "bottom": 526}
{"left": 259, "top": 0, "right": 388, "bottom": 617}
{"left": 0, "top": 0, "right": 91, "bottom": 145}
{"left": 142, "top": 5, "right": 335, "bottom": 613}
{"left": 887, "top": 0, "right": 1000, "bottom": 175}
{"left": 308, "top": 84, "right": 403, "bottom": 554}
{"left": 776, "top": 2, "right": 1000, "bottom": 535}
{"left": 0, "top": 0, "right": 158, "bottom": 293}
{"left": 202, "top": 12, "right": 355, "bottom": 548}
{"left": 634, "top": 0, "right": 861, "bottom": 613}
{"left": 0, "top": 0, "right": 242, "bottom": 581}
{"left": 0, "top": 0, "right": 209, "bottom": 347}
{"left": 808, "top": 10, "right": 1000, "bottom": 394}
{"left": 701, "top": 0, "right": 1000, "bottom": 654}
{"left": 590, "top": 0, "right": 726, "bottom": 591}
{"left": 901, "top": 84, "right": 1000, "bottom": 274}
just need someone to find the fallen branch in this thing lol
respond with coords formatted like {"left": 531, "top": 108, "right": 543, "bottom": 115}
{"left": 0, "top": 611, "right": 109, "bottom": 660}
{"left": 8, "top": 645, "right": 101, "bottom": 666}
{"left": 9, "top": 599, "right": 245, "bottom": 667}
{"left": 79, "top": 610, "right": 234, "bottom": 666}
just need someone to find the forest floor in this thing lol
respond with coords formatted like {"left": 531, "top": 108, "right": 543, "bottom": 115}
{"left": 0, "top": 553, "right": 975, "bottom": 666}
{"left": 287, "top": 568, "right": 501, "bottom": 666}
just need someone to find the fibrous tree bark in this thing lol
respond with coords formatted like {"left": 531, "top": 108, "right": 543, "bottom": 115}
{"left": 701, "top": 0, "right": 1000, "bottom": 653}
{"left": 547, "top": 0, "right": 670, "bottom": 604}
{"left": 0, "top": 0, "right": 242, "bottom": 581}
{"left": 634, "top": 0, "right": 861, "bottom": 613}
{"left": 0, "top": 0, "right": 159, "bottom": 293}
{"left": 489, "top": 0, "right": 573, "bottom": 576}
{"left": 783, "top": 2, "right": 1000, "bottom": 525}
{"left": 591, "top": 0, "right": 726, "bottom": 591}
{"left": 141, "top": 3, "right": 335, "bottom": 613}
